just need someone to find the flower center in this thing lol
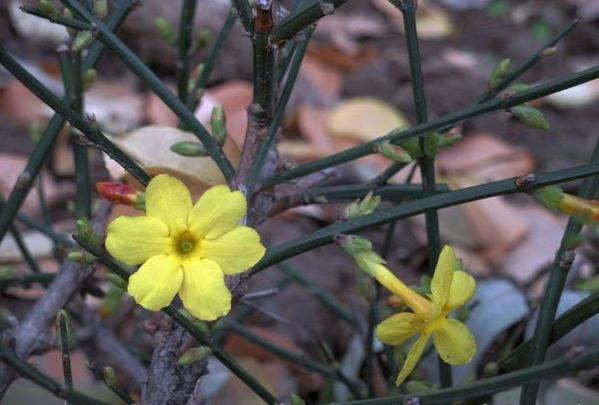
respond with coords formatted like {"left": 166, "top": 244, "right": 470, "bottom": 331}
{"left": 175, "top": 231, "right": 197, "bottom": 255}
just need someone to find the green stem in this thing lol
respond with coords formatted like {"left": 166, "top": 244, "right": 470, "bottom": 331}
{"left": 16, "top": 212, "right": 73, "bottom": 248}
{"left": 252, "top": 30, "right": 275, "bottom": 121}
{"left": 277, "top": 263, "right": 354, "bottom": 324}
{"left": 86, "top": 362, "right": 135, "bottom": 404}
{"left": 306, "top": 183, "right": 448, "bottom": 204}
{"left": 60, "top": 0, "right": 236, "bottom": 182}
{"left": 273, "top": 0, "right": 349, "bottom": 42}
{"left": 499, "top": 291, "right": 599, "bottom": 372}
{"left": 520, "top": 140, "right": 599, "bottom": 404}
{"left": 0, "top": 0, "right": 135, "bottom": 245}
{"left": 19, "top": 5, "right": 91, "bottom": 30}
{"left": 226, "top": 319, "right": 362, "bottom": 391}
{"left": 368, "top": 162, "right": 410, "bottom": 187}
{"left": 59, "top": 47, "right": 91, "bottom": 219}
{"left": 251, "top": 162, "right": 599, "bottom": 274}
{"left": 246, "top": 27, "right": 314, "bottom": 194}
{"left": 480, "top": 18, "right": 580, "bottom": 102}
{"left": 330, "top": 349, "right": 599, "bottom": 405}
{"left": 56, "top": 310, "right": 73, "bottom": 396}
{"left": 262, "top": 63, "right": 599, "bottom": 188}
{"left": 187, "top": 10, "right": 236, "bottom": 112}
{"left": 0, "top": 273, "right": 55, "bottom": 289}
{"left": 9, "top": 226, "right": 41, "bottom": 273}
{"left": 177, "top": 0, "right": 198, "bottom": 104}
{"left": 230, "top": 0, "right": 253, "bottom": 33}
{"left": 0, "top": 349, "right": 109, "bottom": 405}
{"left": 73, "top": 236, "right": 278, "bottom": 405}
{"left": 0, "top": 46, "right": 150, "bottom": 186}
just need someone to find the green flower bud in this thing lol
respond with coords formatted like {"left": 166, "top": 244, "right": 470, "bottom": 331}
{"left": 482, "top": 362, "right": 499, "bottom": 378}
{"left": 375, "top": 141, "right": 412, "bottom": 163}
{"left": 170, "top": 141, "right": 208, "bottom": 157}
{"left": 93, "top": 0, "right": 108, "bottom": 19}
{"left": 290, "top": 394, "right": 306, "bottom": 405}
{"left": 178, "top": 346, "right": 212, "bottom": 365}
{"left": 66, "top": 250, "right": 97, "bottom": 264}
{"left": 489, "top": 58, "right": 511, "bottom": 89}
{"left": 511, "top": 105, "right": 550, "bottom": 131}
{"left": 210, "top": 106, "right": 228, "bottom": 146}
{"left": 154, "top": 17, "right": 177, "bottom": 46}
{"left": 102, "top": 366, "right": 116, "bottom": 388}
{"left": 71, "top": 31, "right": 93, "bottom": 53}
{"left": 406, "top": 380, "right": 435, "bottom": 394}
{"left": 82, "top": 69, "right": 97, "bottom": 91}
{"left": 76, "top": 217, "right": 99, "bottom": 248}
{"left": 39, "top": 0, "right": 59, "bottom": 20}
{"left": 344, "top": 191, "right": 381, "bottom": 219}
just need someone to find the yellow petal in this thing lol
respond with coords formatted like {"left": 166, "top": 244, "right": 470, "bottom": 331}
{"left": 433, "top": 318, "right": 476, "bottom": 365}
{"left": 395, "top": 330, "right": 432, "bottom": 386}
{"left": 376, "top": 312, "right": 428, "bottom": 346}
{"left": 179, "top": 259, "right": 231, "bottom": 320}
{"left": 431, "top": 245, "right": 457, "bottom": 315}
{"left": 105, "top": 216, "right": 171, "bottom": 265}
{"left": 146, "top": 174, "right": 192, "bottom": 235}
{"left": 127, "top": 254, "right": 183, "bottom": 311}
{"left": 188, "top": 185, "right": 246, "bottom": 240}
{"left": 371, "top": 263, "right": 432, "bottom": 314}
{"left": 447, "top": 271, "right": 476, "bottom": 312}
{"left": 201, "top": 226, "right": 266, "bottom": 275}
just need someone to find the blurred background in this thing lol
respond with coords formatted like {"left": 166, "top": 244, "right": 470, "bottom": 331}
{"left": 1, "top": 0, "right": 599, "bottom": 403}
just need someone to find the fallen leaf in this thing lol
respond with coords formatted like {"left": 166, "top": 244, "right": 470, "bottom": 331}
{"left": 308, "top": 44, "right": 377, "bottom": 72}
{"left": 372, "top": 0, "right": 455, "bottom": 40}
{"left": 326, "top": 97, "right": 409, "bottom": 143}
{"left": 545, "top": 80, "right": 599, "bottom": 109}
{"left": 316, "top": 14, "right": 386, "bottom": 56}
{"left": 0, "top": 81, "right": 53, "bottom": 129}
{"left": 103, "top": 125, "right": 240, "bottom": 194}
{"left": 86, "top": 81, "right": 144, "bottom": 133}
{"left": 0, "top": 230, "right": 54, "bottom": 263}
{"left": 9, "top": 1, "right": 69, "bottom": 45}
{"left": 300, "top": 56, "right": 343, "bottom": 98}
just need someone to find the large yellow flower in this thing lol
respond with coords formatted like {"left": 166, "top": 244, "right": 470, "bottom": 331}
{"left": 354, "top": 244, "right": 476, "bottom": 386}
{"left": 105, "top": 174, "right": 266, "bottom": 321}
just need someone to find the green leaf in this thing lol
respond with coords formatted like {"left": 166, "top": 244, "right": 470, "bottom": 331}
{"left": 511, "top": 105, "right": 550, "bottom": 131}
{"left": 344, "top": 191, "right": 381, "bottom": 219}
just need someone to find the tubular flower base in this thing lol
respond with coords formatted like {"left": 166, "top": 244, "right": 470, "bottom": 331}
{"left": 105, "top": 174, "right": 266, "bottom": 320}
{"left": 344, "top": 242, "right": 477, "bottom": 386}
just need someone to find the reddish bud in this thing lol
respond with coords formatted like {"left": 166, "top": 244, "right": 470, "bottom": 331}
{"left": 96, "top": 182, "right": 145, "bottom": 209}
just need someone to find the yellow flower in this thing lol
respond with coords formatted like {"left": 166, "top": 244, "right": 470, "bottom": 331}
{"left": 357, "top": 245, "right": 476, "bottom": 386}
{"left": 105, "top": 174, "right": 266, "bottom": 321}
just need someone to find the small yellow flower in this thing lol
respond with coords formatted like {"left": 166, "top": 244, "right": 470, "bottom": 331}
{"left": 105, "top": 174, "right": 265, "bottom": 321}
{"left": 356, "top": 245, "right": 476, "bottom": 386}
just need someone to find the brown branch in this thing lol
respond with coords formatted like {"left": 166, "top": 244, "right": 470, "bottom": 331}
{"left": 142, "top": 317, "right": 208, "bottom": 405}
{"left": 0, "top": 203, "right": 111, "bottom": 395}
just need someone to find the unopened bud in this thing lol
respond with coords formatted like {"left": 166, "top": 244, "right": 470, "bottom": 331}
{"left": 489, "top": 58, "right": 511, "bottom": 89}
{"left": 290, "top": 394, "right": 306, "bottom": 405}
{"left": 66, "top": 250, "right": 96, "bottom": 264}
{"left": 93, "top": 0, "right": 108, "bottom": 19}
{"left": 511, "top": 105, "right": 549, "bottom": 131}
{"left": 178, "top": 346, "right": 212, "bottom": 365}
{"left": 76, "top": 217, "right": 99, "bottom": 248}
{"left": 82, "top": 69, "right": 97, "bottom": 91}
{"left": 344, "top": 191, "right": 381, "bottom": 219}
{"left": 102, "top": 366, "right": 116, "bottom": 388}
{"left": 210, "top": 106, "right": 228, "bottom": 146}
{"left": 155, "top": 17, "right": 177, "bottom": 46}
{"left": 96, "top": 182, "right": 145, "bottom": 210}
{"left": 39, "top": 0, "right": 59, "bottom": 20}
{"left": 191, "top": 30, "right": 212, "bottom": 53}
{"left": 375, "top": 141, "right": 412, "bottom": 163}
{"left": 71, "top": 31, "right": 93, "bottom": 52}
{"left": 541, "top": 46, "right": 558, "bottom": 58}
{"left": 483, "top": 362, "right": 499, "bottom": 377}
{"left": 406, "top": 380, "right": 434, "bottom": 394}
{"left": 170, "top": 141, "right": 208, "bottom": 157}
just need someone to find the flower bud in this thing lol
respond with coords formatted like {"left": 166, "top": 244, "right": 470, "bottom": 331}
{"left": 66, "top": 250, "right": 96, "bottom": 264}
{"left": 344, "top": 191, "right": 381, "bottom": 219}
{"left": 511, "top": 105, "right": 549, "bottom": 131}
{"left": 170, "top": 141, "right": 208, "bottom": 157}
{"left": 93, "top": 0, "right": 108, "bottom": 19}
{"left": 489, "top": 58, "right": 511, "bottom": 89}
{"left": 210, "top": 107, "right": 228, "bottom": 146}
{"left": 82, "top": 69, "right": 97, "bottom": 91}
{"left": 96, "top": 182, "right": 145, "bottom": 210}
{"left": 534, "top": 186, "right": 599, "bottom": 223}
{"left": 76, "top": 217, "right": 99, "bottom": 248}
{"left": 39, "top": 0, "right": 59, "bottom": 20}
{"left": 178, "top": 346, "right": 212, "bottom": 365}
{"left": 290, "top": 394, "right": 306, "bottom": 405}
{"left": 102, "top": 366, "right": 116, "bottom": 388}
{"left": 375, "top": 141, "right": 412, "bottom": 163}
{"left": 71, "top": 31, "right": 93, "bottom": 53}
{"left": 154, "top": 17, "right": 177, "bottom": 46}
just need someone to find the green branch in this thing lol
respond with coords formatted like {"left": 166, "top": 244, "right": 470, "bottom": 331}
{"left": 177, "top": 0, "right": 198, "bottom": 104}
{"left": 74, "top": 236, "right": 278, "bottom": 405}
{"left": 60, "top": 0, "right": 236, "bottom": 182}
{"left": 0, "top": 349, "right": 109, "bottom": 405}
{"left": 330, "top": 349, "right": 599, "bottom": 404}
{"left": 252, "top": 162, "right": 599, "bottom": 274}
{"left": 263, "top": 64, "right": 599, "bottom": 187}
{"left": 520, "top": 140, "right": 599, "bottom": 404}
{"left": 273, "top": 0, "right": 348, "bottom": 42}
